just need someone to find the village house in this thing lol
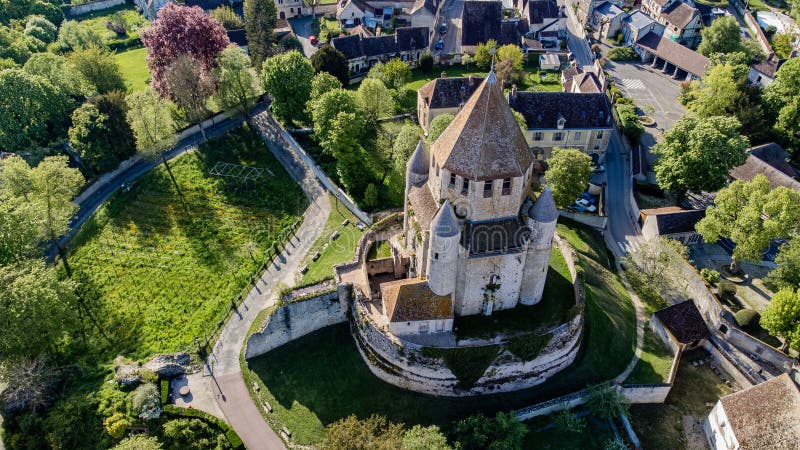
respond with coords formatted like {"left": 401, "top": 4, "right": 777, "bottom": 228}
{"left": 705, "top": 373, "right": 800, "bottom": 450}
{"left": 639, "top": 0, "right": 702, "bottom": 47}
{"left": 575, "top": 0, "right": 634, "bottom": 26}
{"left": 507, "top": 90, "right": 613, "bottom": 162}
{"left": 331, "top": 26, "right": 430, "bottom": 77}
{"left": 520, "top": 0, "right": 566, "bottom": 44}
{"left": 461, "top": 0, "right": 528, "bottom": 51}
{"left": 621, "top": 10, "right": 666, "bottom": 46}
{"left": 337, "top": 0, "right": 373, "bottom": 28}
{"left": 275, "top": 0, "right": 311, "bottom": 20}
{"left": 135, "top": 0, "right": 171, "bottom": 20}
{"left": 336, "top": 0, "right": 432, "bottom": 29}
{"left": 639, "top": 206, "right": 705, "bottom": 244}
{"left": 588, "top": 1, "right": 625, "bottom": 40}
{"left": 407, "top": 0, "right": 439, "bottom": 29}
{"left": 561, "top": 60, "right": 606, "bottom": 93}
{"left": 416, "top": 75, "right": 484, "bottom": 132}
{"left": 747, "top": 53, "right": 786, "bottom": 88}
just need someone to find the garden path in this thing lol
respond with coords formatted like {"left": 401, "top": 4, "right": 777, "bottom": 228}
{"left": 201, "top": 110, "right": 332, "bottom": 450}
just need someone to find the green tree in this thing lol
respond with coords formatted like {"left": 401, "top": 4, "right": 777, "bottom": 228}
{"left": 616, "top": 103, "right": 644, "bottom": 144}
{"left": 306, "top": 71, "right": 342, "bottom": 114}
{"left": 774, "top": 96, "right": 800, "bottom": 153}
{"left": 552, "top": 407, "right": 586, "bottom": 434}
{"left": 544, "top": 147, "right": 593, "bottom": 208}
{"left": 164, "top": 54, "right": 215, "bottom": 123}
{"left": 652, "top": 114, "right": 749, "bottom": 195}
{"left": 0, "top": 193, "right": 44, "bottom": 264}
{"left": 696, "top": 174, "right": 800, "bottom": 270}
{"left": 0, "top": 25, "right": 33, "bottom": 65}
{"left": 355, "top": 77, "right": 394, "bottom": 124}
{"left": 69, "top": 92, "right": 137, "bottom": 176}
{"left": 210, "top": 5, "right": 243, "bottom": 30}
{"left": 24, "top": 16, "right": 57, "bottom": 44}
{"left": 126, "top": 88, "right": 178, "bottom": 158}
{"left": 474, "top": 39, "right": 497, "bottom": 69}
{"left": 0, "top": 260, "right": 78, "bottom": 359}
{"left": 113, "top": 435, "right": 164, "bottom": 450}
{"left": 367, "top": 61, "right": 387, "bottom": 85}
{"left": 760, "top": 287, "right": 800, "bottom": 351}
{"left": 215, "top": 45, "right": 263, "bottom": 118}
{"left": 496, "top": 44, "right": 523, "bottom": 70}
{"left": 512, "top": 110, "right": 527, "bottom": 132}
{"left": 262, "top": 50, "right": 314, "bottom": 124}
{"left": 766, "top": 238, "right": 800, "bottom": 290}
{"left": 310, "top": 45, "right": 350, "bottom": 86}
{"left": 55, "top": 20, "right": 105, "bottom": 52}
{"left": 131, "top": 383, "right": 161, "bottom": 420}
{"left": 67, "top": 46, "right": 126, "bottom": 94}
{"left": 697, "top": 16, "right": 744, "bottom": 56}
{"left": 428, "top": 113, "right": 454, "bottom": 142}
{"left": 382, "top": 58, "right": 411, "bottom": 90}
{"left": 454, "top": 412, "right": 527, "bottom": 450}
{"left": 685, "top": 64, "right": 743, "bottom": 117}
{"left": 402, "top": 424, "right": 451, "bottom": 450}
{"left": 328, "top": 111, "right": 370, "bottom": 197}
{"left": 323, "top": 414, "right": 405, "bottom": 450}
{"left": 363, "top": 183, "right": 379, "bottom": 209}
{"left": 418, "top": 51, "right": 434, "bottom": 72}
{"left": 0, "top": 69, "right": 70, "bottom": 152}
{"left": 772, "top": 33, "right": 794, "bottom": 58}
{"left": 311, "top": 88, "right": 358, "bottom": 148}
{"left": 162, "top": 418, "right": 223, "bottom": 449}
{"left": 392, "top": 123, "right": 421, "bottom": 171}
{"left": 244, "top": 0, "right": 277, "bottom": 69}
{"left": 23, "top": 52, "right": 91, "bottom": 98}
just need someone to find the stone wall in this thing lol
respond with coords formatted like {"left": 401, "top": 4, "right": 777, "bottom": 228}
{"left": 558, "top": 210, "right": 607, "bottom": 229}
{"left": 704, "top": 340, "right": 756, "bottom": 388}
{"left": 244, "top": 287, "right": 348, "bottom": 359}
{"left": 64, "top": 0, "right": 126, "bottom": 17}
{"left": 618, "top": 383, "right": 673, "bottom": 404}
{"left": 725, "top": 328, "right": 796, "bottom": 373}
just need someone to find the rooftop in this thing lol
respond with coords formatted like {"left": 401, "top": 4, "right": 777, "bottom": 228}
{"left": 461, "top": 0, "right": 502, "bottom": 46}
{"left": 461, "top": 217, "right": 531, "bottom": 256}
{"left": 417, "top": 76, "right": 484, "bottom": 109}
{"left": 331, "top": 26, "right": 430, "bottom": 60}
{"left": 381, "top": 278, "right": 453, "bottom": 322}
{"left": 595, "top": 1, "right": 624, "bottom": 19}
{"left": 625, "top": 10, "right": 657, "bottom": 29}
{"left": 526, "top": 0, "right": 560, "bottom": 24}
{"left": 661, "top": 1, "right": 699, "bottom": 29}
{"left": 729, "top": 143, "right": 800, "bottom": 191}
{"left": 636, "top": 31, "right": 709, "bottom": 77}
{"left": 653, "top": 300, "right": 709, "bottom": 344}
{"left": 640, "top": 207, "right": 705, "bottom": 235}
{"left": 508, "top": 91, "right": 613, "bottom": 130}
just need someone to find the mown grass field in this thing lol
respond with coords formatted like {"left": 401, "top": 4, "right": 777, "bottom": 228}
{"left": 624, "top": 323, "right": 674, "bottom": 384}
{"left": 114, "top": 47, "right": 149, "bottom": 92}
{"left": 243, "top": 219, "right": 636, "bottom": 445}
{"left": 68, "top": 126, "right": 305, "bottom": 359}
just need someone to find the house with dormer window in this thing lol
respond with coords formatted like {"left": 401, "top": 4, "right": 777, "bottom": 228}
{"left": 640, "top": 0, "right": 702, "bottom": 47}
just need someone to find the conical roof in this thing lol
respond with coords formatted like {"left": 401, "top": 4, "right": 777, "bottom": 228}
{"left": 529, "top": 187, "right": 558, "bottom": 222}
{"left": 431, "top": 70, "right": 533, "bottom": 181}
{"left": 431, "top": 200, "right": 460, "bottom": 237}
{"left": 407, "top": 140, "right": 429, "bottom": 175}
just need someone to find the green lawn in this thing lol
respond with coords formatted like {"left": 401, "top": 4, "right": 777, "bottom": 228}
{"left": 73, "top": 5, "right": 149, "bottom": 47}
{"left": 243, "top": 218, "right": 636, "bottom": 446}
{"left": 367, "top": 240, "right": 392, "bottom": 260}
{"left": 298, "top": 193, "right": 365, "bottom": 285}
{"left": 454, "top": 246, "right": 575, "bottom": 339}
{"left": 114, "top": 47, "right": 150, "bottom": 92}
{"left": 68, "top": 126, "right": 305, "bottom": 359}
{"left": 623, "top": 323, "right": 674, "bottom": 384}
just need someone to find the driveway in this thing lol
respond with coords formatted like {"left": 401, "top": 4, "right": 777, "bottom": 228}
{"left": 289, "top": 16, "right": 318, "bottom": 58}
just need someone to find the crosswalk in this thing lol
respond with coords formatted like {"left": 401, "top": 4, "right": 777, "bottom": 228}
{"left": 618, "top": 240, "right": 641, "bottom": 254}
{"left": 619, "top": 78, "right": 646, "bottom": 90}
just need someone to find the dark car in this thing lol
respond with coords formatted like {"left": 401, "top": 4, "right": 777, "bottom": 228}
{"left": 439, "top": 24, "right": 447, "bottom": 35}
{"left": 436, "top": 39, "right": 444, "bottom": 50}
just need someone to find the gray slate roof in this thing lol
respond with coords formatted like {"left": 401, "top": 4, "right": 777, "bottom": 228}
{"left": 527, "top": 0, "right": 560, "bottom": 24}
{"left": 461, "top": 0, "right": 502, "bottom": 45}
{"left": 529, "top": 187, "right": 557, "bottom": 222}
{"left": 653, "top": 300, "right": 709, "bottom": 344}
{"left": 418, "top": 76, "right": 484, "bottom": 109}
{"left": 407, "top": 140, "right": 429, "bottom": 175}
{"left": 661, "top": 1, "right": 699, "bottom": 29}
{"left": 331, "top": 27, "right": 430, "bottom": 60}
{"left": 508, "top": 91, "right": 613, "bottom": 130}
{"left": 431, "top": 200, "right": 460, "bottom": 237}
{"left": 462, "top": 217, "right": 531, "bottom": 255}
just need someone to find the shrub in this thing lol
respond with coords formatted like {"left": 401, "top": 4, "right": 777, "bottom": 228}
{"left": 616, "top": 103, "right": 644, "bottom": 145}
{"left": 607, "top": 46, "right": 638, "bottom": 61}
{"left": 420, "top": 345, "right": 499, "bottom": 388}
{"left": 131, "top": 383, "right": 162, "bottom": 420}
{"left": 210, "top": 5, "right": 244, "bottom": 30}
{"left": 419, "top": 51, "right": 434, "bottom": 72}
{"left": 700, "top": 268, "right": 720, "bottom": 284}
{"left": 718, "top": 280, "right": 737, "bottom": 299}
{"left": 552, "top": 407, "right": 586, "bottom": 434}
{"left": 160, "top": 379, "right": 170, "bottom": 405}
{"left": 735, "top": 309, "right": 760, "bottom": 331}
{"left": 162, "top": 404, "right": 243, "bottom": 448}
{"left": 104, "top": 412, "right": 129, "bottom": 439}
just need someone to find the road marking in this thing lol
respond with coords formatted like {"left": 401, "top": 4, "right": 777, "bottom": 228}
{"left": 620, "top": 78, "right": 645, "bottom": 90}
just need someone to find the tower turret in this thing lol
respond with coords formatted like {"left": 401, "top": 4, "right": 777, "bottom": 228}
{"left": 426, "top": 200, "right": 460, "bottom": 296}
{"left": 519, "top": 187, "right": 558, "bottom": 305}
{"left": 404, "top": 141, "right": 430, "bottom": 251}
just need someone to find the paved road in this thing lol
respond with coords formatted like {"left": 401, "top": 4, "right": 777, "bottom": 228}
{"left": 563, "top": 0, "right": 595, "bottom": 70}
{"left": 433, "top": 0, "right": 463, "bottom": 56}
{"left": 289, "top": 16, "right": 318, "bottom": 58}
{"left": 205, "top": 110, "right": 331, "bottom": 450}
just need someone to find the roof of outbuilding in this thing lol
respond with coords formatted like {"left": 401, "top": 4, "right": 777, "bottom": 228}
{"left": 508, "top": 91, "right": 613, "bottom": 130}
{"left": 653, "top": 300, "right": 709, "bottom": 344}
{"left": 381, "top": 278, "right": 453, "bottom": 322}
{"left": 418, "top": 76, "right": 485, "bottom": 109}
{"left": 729, "top": 143, "right": 800, "bottom": 192}
{"left": 641, "top": 207, "right": 705, "bottom": 235}
{"left": 574, "top": 72, "right": 603, "bottom": 93}
{"left": 396, "top": 26, "right": 430, "bottom": 51}
{"left": 461, "top": 0, "right": 502, "bottom": 45}
{"left": 661, "top": 1, "right": 699, "bottom": 29}
{"left": 594, "top": 1, "right": 624, "bottom": 19}
{"left": 636, "top": 31, "right": 709, "bottom": 77}
{"left": 719, "top": 373, "right": 800, "bottom": 450}
{"left": 432, "top": 72, "right": 534, "bottom": 181}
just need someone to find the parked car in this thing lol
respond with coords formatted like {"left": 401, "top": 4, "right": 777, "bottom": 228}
{"left": 309, "top": 35, "right": 318, "bottom": 45}
{"left": 440, "top": 24, "right": 447, "bottom": 35}
{"left": 436, "top": 39, "right": 444, "bottom": 50}
{"left": 592, "top": 165, "right": 605, "bottom": 173}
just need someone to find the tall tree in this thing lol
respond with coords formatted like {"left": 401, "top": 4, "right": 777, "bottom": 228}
{"left": 392, "top": 124, "right": 421, "bottom": 171}
{"left": 474, "top": 39, "right": 498, "bottom": 70}
{"left": 164, "top": 54, "right": 215, "bottom": 123}
{"left": 262, "top": 50, "right": 314, "bottom": 124}
{"left": 402, "top": 425, "right": 452, "bottom": 450}
{"left": 126, "top": 88, "right": 178, "bottom": 158}
{"left": 697, "top": 16, "right": 745, "bottom": 57}
{"left": 454, "top": 412, "right": 527, "bottom": 450}
{"left": 652, "top": 114, "right": 749, "bottom": 195}
{"left": 66, "top": 46, "right": 126, "bottom": 94}
{"left": 23, "top": 52, "right": 91, "bottom": 98}
{"left": 0, "top": 69, "right": 70, "bottom": 152}
{"left": 140, "top": 3, "right": 230, "bottom": 98}
{"left": 244, "top": 0, "right": 277, "bottom": 69}
{"left": 355, "top": 77, "right": 394, "bottom": 124}
{"left": 215, "top": 45, "right": 263, "bottom": 118}
{"left": 544, "top": 147, "right": 593, "bottom": 208}
{"left": 382, "top": 58, "right": 411, "bottom": 90}
{"left": 696, "top": 174, "right": 800, "bottom": 270}
{"left": 311, "top": 88, "right": 358, "bottom": 148}
{"left": 306, "top": 71, "right": 342, "bottom": 114}
{"left": 428, "top": 113, "right": 454, "bottom": 142}
{"left": 323, "top": 415, "right": 405, "bottom": 450}
{"left": 310, "top": 45, "right": 350, "bottom": 86}
{"left": 763, "top": 58, "right": 800, "bottom": 155}
{"left": 55, "top": 20, "right": 105, "bottom": 52}
{"left": 0, "top": 192, "right": 44, "bottom": 264}
{"left": 760, "top": 287, "right": 800, "bottom": 351}
{"left": 69, "top": 92, "right": 136, "bottom": 175}
{"left": 766, "top": 238, "right": 800, "bottom": 290}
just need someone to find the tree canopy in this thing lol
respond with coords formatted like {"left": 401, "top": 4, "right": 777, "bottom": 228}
{"left": 66, "top": 47, "right": 126, "bottom": 95}
{"left": 697, "top": 16, "right": 745, "bottom": 56}
{"left": 164, "top": 54, "right": 215, "bottom": 122}
{"left": 763, "top": 59, "right": 800, "bottom": 155}
{"left": 474, "top": 39, "right": 498, "bottom": 69}
{"left": 244, "top": 0, "right": 277, "bottom": 69}
{"left": 453, "top": 412, "right": 527, "bottom": 450}
{"left": 696, "top": 174, "right": 800, "bottom": 265}
{"left": 126, "top": 88, "right": 178, "bottom": 158}
{"left": 0, "top": 69, "right": 70, "bottom": 152}
{"left": 545, "top": 148, "right": 593, "bottom": 208}
{"left": 355, "top": 77, "right": 394, "bottom": 124}
{"left": 760, "top": 287, "right": 800, "bottom": 351}
{"left": 652, "top": 114, "right": 749, "bottom": 194}
{"left": 311, "top": 88, "right": 359, "bottom": 148}
{"left": 215, "top": 45, "right": 263, "bottom": 118}
{"left": 310, "top": 45, "right": 350, "bottom": 86}
{"left": 69, "top": 92, "right": 137, "bottom": 176}
{"left": 323, "top": 414, "right": 405, "bottom": 450}
{"left": 428, "top": 113, "right": 454, "bottom": 142}
{"left": 766, "top": 238, "right": 800, "bottom": 291}
{"left": 382, "top": 58, "right": 412, "bottom": 90}
{"left": 262, "top": 50, "right": 314, "bottom": 124}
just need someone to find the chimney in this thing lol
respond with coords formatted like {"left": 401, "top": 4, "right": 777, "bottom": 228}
{"left": 440, "top": 71, "right": 447, "bottom": 79}
{"left": 511, "top": 84, "right": 518, "bottom": 98}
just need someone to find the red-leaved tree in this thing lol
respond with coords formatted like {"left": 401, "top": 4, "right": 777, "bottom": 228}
{"left": 140, "top": 4, "right": 230, "bottom": 98}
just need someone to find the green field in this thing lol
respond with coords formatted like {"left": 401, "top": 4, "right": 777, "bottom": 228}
{"left": 68, "top": 126, "right": 305, "bottom": 358}
{"left": 243, "top": 219, "right": 636, "bottom": 445}
{"left": 73, "top": 5, "right": 149, "bottom": 47}
{"left": 114, "top": 47, "right": 150, "bottom": 92}
{"left": 624, "top": 323, "right": 675, "bottom": 384}
{"left": 298, "top": 193, "right": 365, "bottom": 285}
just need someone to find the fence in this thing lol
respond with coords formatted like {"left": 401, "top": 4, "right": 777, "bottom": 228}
{"left": 63, "top": 0, "right": 126, "bottom": 17}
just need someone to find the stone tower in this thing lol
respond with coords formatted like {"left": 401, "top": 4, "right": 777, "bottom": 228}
{"left": 520, "top": 187, "right": 559, "bottom": 305}
{"left": 426, "top": 200, "right": 460, "bottom": 296}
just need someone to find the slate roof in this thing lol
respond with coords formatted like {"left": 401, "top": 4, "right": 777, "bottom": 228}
{"left": 364, "top": 35, "right": 397, "bottom": 57}
{"left": 661, "top": 1, "right": 699, "bottom": 29}
{"left": 331, "top": 34, "right": 364, "bottom": 59}
{"left": 508, "top": 92, "right": 613, "bottom": 130}
{"left": 729, "top": 143, "right": 800, "bottom": 192}
{"left": 337, "top": 0, "right": 370, "bottom": 15}
{"left": 407, "top": 140, "right": 429, "bottom": 175}
{"left": 719, "top": 373, "right": 800, "bottom": 450}
{"left": 500, "top": 20, "right": 526, "bottom": 46}
{"left": 461, "top": 0, "right": 502, "bottom": 46}
{"left": 431, "top": 200, "right": 460, "bottom": 237}
{"left": 462, "top": 217, "right": 531, "bottom": 256}
{"left": 653, "top": 300, "right": 709, "bottom": 344}
{"left": 407, "top": 182, "right": 438, "bottom": 230}
{"left": 527, "top": 0, "right": 560, "bottom": 24}
{"left": 636, "top": 31, "right": 709, "bottom": 77}
{"left": 561, "top": 63, "right": 584, "bottom": 86}
{"left": 573, "top": 72, "right": 602, "bottom": 93}
{"left": 185, "top": 0, "right": 224, "bottom": 10}
{"left": 396, "top": 26, "right": 430, "bottom": 51}
{"left": 594, "top": 1, "right": 624, "bottom": 19}
{"left": 529, "top": 187, "right": 557, "bottom": 222}
{"left": 432, "top": 72, "right": 534, "bottom": 181}
{"left": 625, "top": 10, "right": 657, "bottom": 30}
{"left": 417, "top": 76, "right": 484, "bottom": 109}
{"left": 381, "top": 278, "right": 453, "bottom": 322}
{"left": 640, "top": 207, "right": 705, "bottom": 235}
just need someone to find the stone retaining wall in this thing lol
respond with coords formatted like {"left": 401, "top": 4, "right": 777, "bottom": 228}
{"left": 558, "top": 210, "right": 607, "bottom": 229}
{"left": 244, "top": 285, "right": 350, "bottom": 359}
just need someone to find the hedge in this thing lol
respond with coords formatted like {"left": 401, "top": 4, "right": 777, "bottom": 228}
{"left": 735, "top": 309, "right": 760, "bottom": 331}
{"left": 162, "top": 405, "right": 244, "bottom": 448}
{"left": 160, "top": 379, "right": 169, "bottom": 406}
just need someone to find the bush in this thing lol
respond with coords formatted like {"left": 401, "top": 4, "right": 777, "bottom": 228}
{"left": 104, "top": 412, "right": 129, "bottom": 439}
{"left": 718, "top": 280, "right": 737, "bottom": 299}
{"left": 419, "top": 51, "right": 434, "bottom": 72}
{"left": 700, "top": 268, "right": 720, "bottom": 284}
{"left": 210, "top": 5, "right": 243, "bottom": 30}
{"left": 131, "top": 383, "right": 162, "bottom": 420}
{"left": 505, "top": 333, "right": 552, "bottom": 361}
{"left": 616, "top": 103, "right": 644, "bottom": 145}
{"left": 162, "top": 405, "right": 244, "bottom": 448}
{"left": 607, "top": 46, "right": 638, "bottom": 61}
{"left": 160, "top": 379, "right": 170, "bottom": 405}
{"left": 735, "top": 309, "right": 760, "bottom": 331}
{"left": 420, "top": 345, "right": 499, "bottom": 388}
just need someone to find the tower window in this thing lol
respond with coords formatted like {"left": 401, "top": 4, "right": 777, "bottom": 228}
{"left": 462, "top": 178, "right": 469, "bottom": 196}
{"left": 449, "top": 173, "right": 456, "bottom": 188}
{"left": 574, "top": 131, "right": 581, "bottom": 141}
{"left": 483, "top": 180, "right": 493, "bottom": 198}
{"left": 502, "top": 178, "right": 511, "bottom": 195}
{"left": 597, "top": 130, "right": 604, "bottom": 139}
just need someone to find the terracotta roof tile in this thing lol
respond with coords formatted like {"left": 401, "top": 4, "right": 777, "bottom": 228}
{"left": 661, "top": 1, "right": 699, "bottom": 29}
{"left": 381, "top": 278, "right": 453, "bottom": 322}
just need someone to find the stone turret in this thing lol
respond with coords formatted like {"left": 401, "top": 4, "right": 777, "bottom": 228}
{"left": 519, "top": 187, "right": 558, "bottom": 305}
{"left": 404, "top": 141, "right": 429, "bottom": 250}
{"left": 426, "top": 200, "right": 460, "bottom": 296}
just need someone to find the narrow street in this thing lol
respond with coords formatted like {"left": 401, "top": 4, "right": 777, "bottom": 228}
{"left": 433, "top": 0, "right": 464, "bottom": 56}
{"left": 562, "top": 0, "right": 595, "bottom": 70}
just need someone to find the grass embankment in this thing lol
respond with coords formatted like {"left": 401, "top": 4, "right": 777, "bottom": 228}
{"left": 242, "top": 218, "right": 636, "bottom": 446}
{"left": 624, "top": 324, "right": 674, "bottom": 384}
{"left": 68, "top": 125, "right": 305, "bottom": 359}
{"left": 114, "top": 47, "right": 149, "bottom": 92}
